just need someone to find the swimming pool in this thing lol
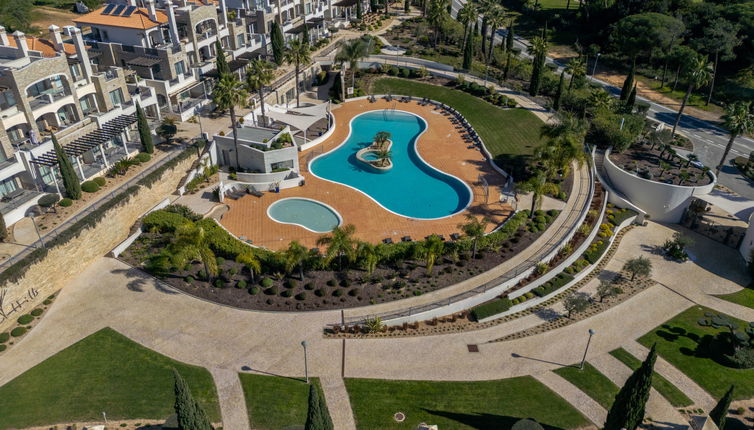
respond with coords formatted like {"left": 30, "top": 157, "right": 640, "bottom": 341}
{"left": 267, "top": 198, "right": 342, "bottom": 233}
{"left": 309, "top": 110, "right": 472, "bottom": 219}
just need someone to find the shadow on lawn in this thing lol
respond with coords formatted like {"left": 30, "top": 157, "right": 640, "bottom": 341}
{"left": 653, "top": 323, "right": 741, "bottom": 368}
{"left": 422, "top": 409, "right": 565, "bottom": 430}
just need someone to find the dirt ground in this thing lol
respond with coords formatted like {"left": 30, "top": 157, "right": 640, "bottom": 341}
{"left": 30, "top": 7, "right": 79, "bottom": 36}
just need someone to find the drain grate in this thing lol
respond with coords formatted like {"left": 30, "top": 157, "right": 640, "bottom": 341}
{"left": 467, "top": 344, "right": 479, "bottom": 353}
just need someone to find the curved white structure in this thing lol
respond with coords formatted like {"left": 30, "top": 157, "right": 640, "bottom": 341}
{"left": 603, "top": 148, "right": 716, "bottom": 223}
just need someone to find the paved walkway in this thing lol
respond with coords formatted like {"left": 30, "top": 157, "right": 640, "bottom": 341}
{"left": 2, "top": 222, "right": 751, "bottom": 428}
{"left": 533, "top": 371, "right": 607, "bottom": 426}
{"left": 320, "top": 375, "right": 357, "bottom": 430}
{"left": 209, "top": 367, "right": 251, "bottom": 430}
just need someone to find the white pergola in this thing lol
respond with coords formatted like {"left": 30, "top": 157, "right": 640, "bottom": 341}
{"left": 263, "top": 102, "right": 330, "bottom": 143}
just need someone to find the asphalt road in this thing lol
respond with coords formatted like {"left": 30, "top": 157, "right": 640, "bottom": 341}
{"left": 450, "top": 0, "right": 754, "bottom": 199}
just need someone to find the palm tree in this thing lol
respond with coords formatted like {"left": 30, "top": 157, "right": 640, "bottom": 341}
{"left": 458, "top": 214, "right": 488, "bottom": 259}
{"left": 357, "top": 241, "right": 381, "bottom": 274}
{"left": 427, "top": 0, "right": 449, "bottom": 47}
{"left": 335, "top": 39, "right": 368, "bottom": 96}
{"left": 212, "top": 73, "right": 249, "bottom": 169}
{"left": 375, "top": 149, "right": 392, "bottom": 167}
{"left": 284, "top": 240, "right": 309, "bottom": 280}
{"left": 245, "top": 59, "right": 275, "bottom": 127}
{"left": 716, "top": 101, "right": 754, "bottom": 175}
{"left": 170, "top": 223, "right": 218, "bottom": 282}
{"left": 587, "top": 88, "right": 612, "bottom": 112}
{"left": 672, "top": 54, "right": 712, "bottom": 135}
{"left": 565, "top": 56, "right": 586, "bottom": 90}
{"left": 685, "top": 153, "right": 698, "bottom": 168}
{"left": 518, "top": 172, "right": 559, "bottom": 216}
{"left": 539, "top": 112, "right": 587, "bottom": 176}
{"left": 316, "top": 224, "right": 357, "bottom": 270}
{"left": 236, "top": 252, "right": 261, "bottom": 283}
{"left": 678, "top": 169, "right": 691, "bottom": 185}
{"left": 420, "top": 234, "right": 444, "bottom": 274}
{"left": 456, "top": 2, "right": 478, "bottom": 53}
{"left": 284, "top": 38, "right": 312, "bottom": 108}
{"left": 484, "top": 5, "right": 505, "bottom": 65}
{"left": 659, "top": 161, "right": 670, "bottom": 177}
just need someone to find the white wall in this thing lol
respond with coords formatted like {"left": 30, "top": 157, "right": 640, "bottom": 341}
{"left": 739, "top": 211, "right": 754, "bottom": 263}
{"left": 603, "top": 148, "right": 715, "bottom": 223}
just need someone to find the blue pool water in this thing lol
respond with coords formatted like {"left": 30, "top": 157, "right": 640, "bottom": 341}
{"left": 310, "top": 110, "right": 471, "bottom": 219}
{"left": 268, "top": 198, "right": 341, "bottom": 232}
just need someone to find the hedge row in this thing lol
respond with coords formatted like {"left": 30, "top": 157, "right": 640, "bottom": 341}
{"left": 532, "top": 273, "right": 574, "bottom": 297}
{"left": 471, "top": 297, "right": 512, "bottom": 321}
{"left": 0, "top": 146, "right": 197, "bottom": 287}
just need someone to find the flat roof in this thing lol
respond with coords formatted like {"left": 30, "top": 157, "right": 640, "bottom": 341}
{"left": 233, "top": 127, "right": 279, "bottom": 143}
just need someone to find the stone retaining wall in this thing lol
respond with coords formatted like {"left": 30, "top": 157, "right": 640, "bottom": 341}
{"left": 0, "top": 155, "right": 195, "bottom": 332}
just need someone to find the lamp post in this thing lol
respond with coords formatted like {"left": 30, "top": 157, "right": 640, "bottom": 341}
{"left": 301, "top": 340, "right": 309, "bottom": 384}
{"left": 591, "top": 53, "right": 601, "bottom": 81}
{"left": 102, "top": 411, "right": 108, "bottom": 425}
{"left": 29, "top": 212, "right": 44, "bottom": 249}
{"left": 579, "top": 329, "right": 595, "bottom": 370}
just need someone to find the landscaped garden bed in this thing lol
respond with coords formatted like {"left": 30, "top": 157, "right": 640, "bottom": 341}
{"left": 0, "top": 293, "right": 57, "bottom": 355}
{"left": 120, "top": 205, "right": 560, "bottom": 312}
{"left": 609, "top": 141, "right": 712, "bottom": 186}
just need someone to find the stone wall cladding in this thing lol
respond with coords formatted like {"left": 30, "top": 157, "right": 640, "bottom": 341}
{"left": 0, "top": 155, "right": 194, "bottom": 332}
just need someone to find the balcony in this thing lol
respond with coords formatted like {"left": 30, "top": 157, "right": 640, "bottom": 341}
{"left": 28, "top": 89, "right": 69, "bottom": 110}
{"left": 0, "top": 188, "right": 44, "bottom": 226}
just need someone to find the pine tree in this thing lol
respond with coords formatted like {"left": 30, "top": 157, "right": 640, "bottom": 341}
{"left": 710, "top": 385, "right": 734, "bottom": 430}
{"left": 620, "top": 58, "right": 636, "bottom": 100}
{"left": 604, "top": 344, "right": 656, "bottom": 430}
{"left": 53, "top": 134, "right": 81, "bottom": 200}
{"left": 356, "top": 0, "right": 363, "bottom": 19}
{"left": 215, "top": 40, "right": 229, "bottom": 76}
{"left": 173, "top": 369, "right": 213, "bottom": 430}
{"left": 305, "top": 384, "right": 334, "bottom": 430}
{"left": 136, "top": 102, "right": 154, "bottom": 154}
{"left": 625, "top": 84, "right": 637, "bottom": 113}
{"left": 462, "top": 34, "right": 473, "bottom": 70}
{"left": 553, "top": 70, "right": 565, "bottom": 111}
{"left": 271, "top": 21, "right": 285, "bottom": 66}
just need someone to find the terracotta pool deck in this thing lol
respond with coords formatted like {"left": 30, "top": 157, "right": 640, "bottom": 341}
{"left": 219, "top": 99, "right": 514, "bottom": 250}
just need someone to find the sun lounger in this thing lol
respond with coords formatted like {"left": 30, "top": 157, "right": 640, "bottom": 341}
{"left": 401, "top": 236, "right": 412, "bottom": 242}
{"left": 383, "top": 238, "right": 394, "bottom": 244}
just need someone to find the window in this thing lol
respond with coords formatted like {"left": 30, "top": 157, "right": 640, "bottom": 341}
{"left": 305, "top": 2, "right": 311, "bottom": 13}
{"left": 80, "top": 96, "right": 93, "bottom": 115}
{"left": 270, "top": 160, "right": 293, "bottom": 171}
{"left": 69, "top": 64, "right": 81, "bottom": 81}
{"left": 38, "top": 166, "right": 54, "bottom": 185}
{"left": 237, "top": 34, "right": 244, "bottom": 47}
{"left": 0, "top": 177, "right": 18, "bottom": 197}
{"left": 174, "top": 60, "right": 186, "bottom": 76}
{"left": 0, "top": 90, "right": 16, "bottom": 110}
{"left": 7, "top": 126, "right": 25, "bottom": 144}
{"left": 109, "top": 88, "right": 125, "bottom": 106}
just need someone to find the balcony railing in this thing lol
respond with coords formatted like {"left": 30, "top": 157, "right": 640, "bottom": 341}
{"left": 28, "top": 90, "right": 69, "bottom": 110}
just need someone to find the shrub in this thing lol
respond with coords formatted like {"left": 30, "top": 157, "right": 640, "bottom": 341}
{"left": 315, "top": 288, "right": 325, "bottom": 297}
{"left": 348, "top": 288, "right": 358, "bottom": 296}
{"left": 0, "top": 332, "right": 8, "bottom": 343}
{"left": 135, "top": 152, "right": 152, "bottom": 163}
{"left": 304, "top": 282, "right": 314, "bottom": 290}
{"left": 532, "top": 273, "right": 574, "bottom": 297}
{"left": 163, "top": 204, "right": 202, "bottom": 222}
{"left": 0, "top": 344, "right": 5, "bottom": 352}
{"left": 249, "top": 286, "right": 260, "bottom": 295}
{"left": 10, "top": 327, "right": 26, "bottom": 337}
{"left": 284, "top": 279, "right": 297, "bottom": 289}
{"left": 16, "top": 314, "right": 33, "bottom": 325}
{"left": 59, "top": 198, "right": 73, "bottom": 207}
{"left": 326, "top": 279, "right": 337, "bottom": 286}
{"left": 237, "top": 280, "right": 247, "bottom": 289}
{"left": 264, "top": 286, "right": 278, "bottom": 295}
{"left": 295, "top": 292, "right": 307, "bottom": 300}
{"left": 471, "top": 297, "right": 512, "bottom": 320}
{"left": 260, "top": 277, "right": 274, "bottom": 288}
{"left": 142, "top": 210, "right": 188, "bottom": 233}
{"left": 92, "top": 177, "right": 106, "bottom": 187}
{"left": 30, "top": 308, "right": 43, "bottom": 317}
{"left": 281, "top": 289, "right": 292, "bottom": 298}
{"left": 333, "top": 289, "right": 344, "bottom": 297}
{"left": 38, "top": 193, "right": 60, "bottom": 208}
{"left": 214, "top": 279, "right": 226, "bottom": 288}
{"left": 185, "top": 276, "right": 194, "bottom": 283}
{"left": 81, "top": 181, "right": 100, "bottom": 193}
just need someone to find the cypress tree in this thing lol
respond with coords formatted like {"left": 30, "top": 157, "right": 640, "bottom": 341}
{"left": 553, "top": 70, "right": 565, "bottom": 111}
{"left": 404, "top": 0, "right": 409, "bottom": 13}
{"left": 302, "top": 19, "right": 310, "bottom": 44}
{"left": 529, "top": 52, "right": 545, "bottom": 96}
{"left": 305, "top": 384, "right": 334, "bottom": 430}
{"left": 620, "top": 58, "right": 636, "bottom": 100}
{"left": 473, "top": 21, "right": 479, "bottom": 37}
{"left": 173, "top": 369, "right": 213, "bottom": 430}
{"left": 271, "top": 22, "right": 285, "bottom": 66}
{"left": 625, "top": 84, "right": 637, "bottom": 113}
{"left": 215, "top": 40, "right": 229, "bottom": 76}
{"left": 710, "top": 385, "right": 734, "bottom": 430}
{"left": 370, "top": 0, "right": 376, "bottom": 12}
{"left": 462, "top": 34, "right": 473, "bottom": 70}
{"left": 506, "top": 24, "right": 514, "bottom": 52}
{"left": 356, "top": 0, "right": 363, "bottom": 19}
{"left": 136, "top": 102, "right": 154, "bottom": 154}
{"left": 53, "top": 134, "right": 81, "bottom": 200}
{"left": 0, "top": 213, "right": 7, "bottom": 242}
{"left": 604, "top": 344, "right": 657, "bottom": 430}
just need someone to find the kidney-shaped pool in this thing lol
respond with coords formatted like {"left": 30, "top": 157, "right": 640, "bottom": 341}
{"left": 309, "top": 110, "right": 472, "bottom": 219}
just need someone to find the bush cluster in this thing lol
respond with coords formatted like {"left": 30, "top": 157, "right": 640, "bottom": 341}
{"left": 471, "top": 297, "right": 512, "bottom": 321}
{"left": 81, "top": 181, "right": 100, "bottom": 193}
{"left": 532, "top": 273, "right": 574, "bottom": 297}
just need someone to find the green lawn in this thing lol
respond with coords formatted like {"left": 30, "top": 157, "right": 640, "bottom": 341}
{"left": 239, "top": 373, "right": 326, "bottom": 429}
{"left": 371, "top": 78, "right": 546, "bottom": 176}
{"left": 0, "top": 328, "right": 220, "bottom": 428}
{"left": 553, "top": 363, "right": 619, "bottom": 409}
{"left": 638, "top": 306, "right": 754, "bottom": 400}
{"left": 345, "top": 376, "right": 590, "bottom": 430}
{"left": 609, "top": 348, "right": 693, "bottom": 407}
{"left": 716, "top": 288, "right": 754, "bottom": 309}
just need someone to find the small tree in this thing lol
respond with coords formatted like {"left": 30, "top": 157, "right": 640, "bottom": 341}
{"left": 215, "top": 40, "right": 229, "bottom": 76}
{"left": 356, "top": 0, "right": 363, "bottom": 19}
{"left": 623, "top": 256, "right": 652, "bottom": 281}
{"left": 173, "top": 369, "right": 213, "bottom": 430}
{"left": 553, "top": 70, "right": 565, "bottom": 111}
{"left": 0, "top": 213, "right": 6, "bottom": 242}
{"left": 156, "top": 118, "right": 178, "bottom": 144}
{"left": 596, "top": 280, "right": 621, "bottom": 302}
{"left": 305, "top": 384, "right": 334, "bottom": 430}
{"left": 284, "top": 240, "right": 309, "bottom": 280}
{"left": 709, "top": 385, "right": 734, "bottom": 430}
{"left": 459, "top": 214, "right": 488, "bottom": 259}
{"left": 53, "top": 134, "right": 81, "bottom": 200}
{"left": 563, "top": 292, "right": 590, "bottom": 318}
{"left": 136, "top": 102, "right": 154, "bottom": 154}
{"left": 270, "top": 21, "right": 285, "bottom": 65}
{"left": 604, "top": 344, "right": 656, "bottom": 430}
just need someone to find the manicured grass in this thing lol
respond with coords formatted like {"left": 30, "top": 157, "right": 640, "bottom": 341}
{"left": 553, "top": 363, "right": 620, "bottom": 409}
{"left": 0, "top": 328, "right": 220, "bottom": 428}
{"left": 638, "top": 306, "right": 754, "bottom": 400}
{"left": 345, "top": 376, "right": 590, "bottom": 429}
{"left": 371, "top": 78, "right": 546, "bottom": 174}
{"left": 239, "top": 373, "right": 326, "bottom": 429}
{"left": 609, "top": 348, "right": 693, "bottom": 407}
{"left": 716, "top": 287, "right": 754, "bottom": 309}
